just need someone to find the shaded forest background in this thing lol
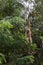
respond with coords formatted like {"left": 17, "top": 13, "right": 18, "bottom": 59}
{"left": 0, "top": 0, "right": 43, "bottom": 65}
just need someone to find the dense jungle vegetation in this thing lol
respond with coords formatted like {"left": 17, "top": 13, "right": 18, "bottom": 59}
{"left": 0, "top": 0, "right": 43, "bottom": 65}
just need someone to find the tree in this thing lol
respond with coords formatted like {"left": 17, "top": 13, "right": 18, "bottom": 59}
{"left": 0, "top": 0, "right": 43, "bottom": 65}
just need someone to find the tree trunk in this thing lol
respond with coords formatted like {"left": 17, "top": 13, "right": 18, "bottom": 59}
{"left": 25, "top": 15, "right": 32, "bottom": 45}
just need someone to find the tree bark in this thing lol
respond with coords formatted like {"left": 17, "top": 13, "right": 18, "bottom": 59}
{"left": 25, "top": 15, "right": 32, "bottom": 44}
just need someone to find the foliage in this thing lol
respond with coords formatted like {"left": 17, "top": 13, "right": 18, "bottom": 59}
{"left": 0, "top": 0, "right": 43, "bottom": 65}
